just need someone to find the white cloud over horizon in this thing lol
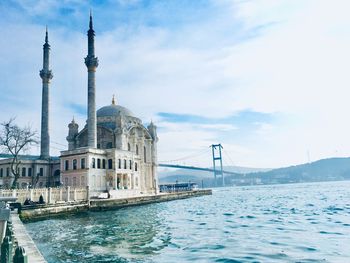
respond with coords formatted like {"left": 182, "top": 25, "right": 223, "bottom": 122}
{"left": 1, "top": 0, "right": 350, "bottom": 169}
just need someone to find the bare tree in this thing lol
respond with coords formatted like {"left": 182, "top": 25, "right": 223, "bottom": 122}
{"left": 0, "top": 118, "right": 38, "bottom": 188}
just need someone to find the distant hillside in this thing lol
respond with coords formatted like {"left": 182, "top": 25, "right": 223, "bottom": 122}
{"left": 158, "top": 157, "right": 350, "bottom": 187}
{"left": 246, "top": 157, "right": 350, "bottom": 184}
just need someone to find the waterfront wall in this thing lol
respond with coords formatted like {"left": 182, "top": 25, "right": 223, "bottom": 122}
{"left": 19, "top": 189, "right": 212, "bottom": 220}
{"left": 90, "top": 189, "right": 212, "bottom": 210}
{"left": 0, "top": 187, "right": 88, "bottom": 204}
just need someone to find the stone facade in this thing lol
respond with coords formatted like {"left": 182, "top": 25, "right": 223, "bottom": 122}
{"left": 61, "top": 101, "right": 159, "bottom": 197}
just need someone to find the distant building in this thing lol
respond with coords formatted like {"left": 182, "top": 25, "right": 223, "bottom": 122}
{"left": 60, "top": 15, "right": 159, "bottom": 197}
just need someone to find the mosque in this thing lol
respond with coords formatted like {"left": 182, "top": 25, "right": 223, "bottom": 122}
{"left": 0, "top": 15, "right": 159, "bottom": 197}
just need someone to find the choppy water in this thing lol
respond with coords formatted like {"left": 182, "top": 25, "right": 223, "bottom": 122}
{"left": 26, "top": 181, "right": 350, "bottom": 262}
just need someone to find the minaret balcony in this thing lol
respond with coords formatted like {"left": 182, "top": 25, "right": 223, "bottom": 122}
{"left": 39, "top": 69, "right": 53, "bottom": 80}
{"left": 84, "top": 56, "right": 99, "bottom": 68}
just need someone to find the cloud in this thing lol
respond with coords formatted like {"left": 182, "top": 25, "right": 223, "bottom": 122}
{"left": 1, "top": 0, "right": 350, "bottom": 168}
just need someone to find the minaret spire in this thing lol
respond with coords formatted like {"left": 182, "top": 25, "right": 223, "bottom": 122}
{"left": 40, "top": 27, "right": 53, "bottom": 159}
{"left": 89, "top": 10, "right": 93, "bottom": 30}
{"left": 84, "top": 12, "right": 98, "bottom": 148}
{"left": 45, "top": 26, "right": 48, "bottom": 43}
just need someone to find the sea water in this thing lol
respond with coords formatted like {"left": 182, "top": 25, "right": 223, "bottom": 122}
{"left": 25, "top": 181, "right": 350, "bottom": 262}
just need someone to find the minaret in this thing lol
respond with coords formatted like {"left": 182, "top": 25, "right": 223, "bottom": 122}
{"left": 84, "top": 12, "right": 99, "bottom": 148}
{"left": 39, "top": 27, "right": 53, "bottom": 159}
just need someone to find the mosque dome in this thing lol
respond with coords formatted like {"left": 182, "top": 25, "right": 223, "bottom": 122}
{"left": 97, "top": 96, "right": 134, "bottom": 118}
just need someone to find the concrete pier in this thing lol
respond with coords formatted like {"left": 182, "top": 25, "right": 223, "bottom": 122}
{"left": 19, "top": 189, "right": 212, "bottom": 221}
{"left": 11, "top": 212, "right": 47, "bottom": 262}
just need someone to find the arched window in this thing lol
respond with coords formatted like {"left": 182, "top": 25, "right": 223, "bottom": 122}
{"left": 108, "top": 159, "right": 113, "bottom": 169}
{"left": 81, "top": 158, "right": 86, "bottom": 169}
{"left": 128, "top": 143, "right": 131, "bottom": 151}
{"left": 102, "top": 159, "right": 106, "bottom": 169}
{"left": 124, "top": 159, "right": 127, "bottom": 169}
{"left": 65, "top": 160, "right": 69, "bottom": 170}
{"left": 144, "top": 146, "right": 147, "bottom": 162}
{"left": 97, "top": 159, "right": 101, "bottom": 169}
{"left": 135, "top": 162, "right": 138, "bottom": 172}
{"left": 118, "top": 159, "right": 121, "bottom": 169}
{"left": 136, "top": 145, "right": 139, "bottom": 155}
{"left": 92, "top": 158, "right": 96, "bottom": 168}
{"left": 22, "top": 167, "right": 26, "bottom": 177}
{"left": 0, "top": 168, "right": 3, "bottom": 177}
{"left": 73, "top": 159, "right": 77, "bottom": 170}
{"left": 129, "top": 160, "right": 132, "bottom": 170}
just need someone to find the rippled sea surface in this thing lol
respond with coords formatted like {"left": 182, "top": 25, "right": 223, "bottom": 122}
{"left": 25, "top": 181, "right": 350, "bottom": 262}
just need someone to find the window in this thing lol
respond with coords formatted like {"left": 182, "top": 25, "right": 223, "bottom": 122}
{"left": 40, "top": 168, "right": 44, "bottom": 176}
{"left": 129, "top": 160, "right": 132, "bottom": 170}
{"left": 0, "top": 168, "right": 3, "bottom": 177}
{"left": 65, "top": 160, "right": 69, "bottom": 170}
{"left": 136, "top": 145, "right": 139, "bottom": 155}
{"left": 128, "top": 143, "right": 131, "bottom": 151}
{"left": 81, "top": 158, "right": 86, "bottom": 169}
{"left": 6, "top": 168, "right": 10, "bottom": 177}
{"left": 108, "top": 159, "right": 113, "bottom": 169}
{"left": 97, "top": 159, "right": 101, "bottom": 169}
{"left": 135, "top": 177, "right": 138, "bottom": 186}
{"left": 65, "top": 177, "right": 68, "bottom": 186}
{"left": 92, "top": 158, "right": 96, "bottom": 168}
{"left": 107, "top": 142, "right": 113, "bottom": 149}
{"left": 124, "top": 159, "right": 127, "bottom": 169}
{"left": 144, "top": 146, "right": 147, "bottom": 162}
{"left": 73, "top": 159, "right": 77, "bottom": 170}
{"left": 22, "top": 167, "right": 26, "bottom": 177}
{"left": 135, "top": 162, "right": 138, "bottom": 172}
{"left": 118, "top": 159, "right": 121, "bottom": 169}
{"left": 28, "top": 168, "right": 32, "bottom": 177}
{"left": 102, "top": 159, "right": 106, "bottom": 169}
{"left": 73, "top": 177, "right": 77, "bottom": 187}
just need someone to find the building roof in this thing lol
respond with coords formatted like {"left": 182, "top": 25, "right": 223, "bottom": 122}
{"left": 0, "top": 154, "right": 59, "bottom": 161}
{"left": 97, "top": 104, "right": 134, "bottom": 118}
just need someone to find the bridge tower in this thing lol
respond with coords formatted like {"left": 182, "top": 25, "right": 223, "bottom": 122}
{"left": 211, "top": 144, "right": 224, "bottom": 187}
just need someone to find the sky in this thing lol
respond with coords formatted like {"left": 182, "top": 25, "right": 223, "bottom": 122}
{"left": 1, "top": 0, "right": 350, "bottom": 169}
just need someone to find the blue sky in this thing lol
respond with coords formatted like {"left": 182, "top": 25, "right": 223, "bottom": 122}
{"left": 1, "top": 0, "right": 350, "bottom": 168}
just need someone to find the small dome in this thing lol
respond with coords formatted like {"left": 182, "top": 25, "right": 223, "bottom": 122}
{"left": 97, "top": 104, "right": 134, "bottom": 118}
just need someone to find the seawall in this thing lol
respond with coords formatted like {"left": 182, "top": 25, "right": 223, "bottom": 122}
{"left": 11, "top": 212, "right": 47, "bottom": 262}
{"left": 20, "top": 189, "right": 212, "bottom": 221}
{"left": 90, "top": 189, "right": 212, "bottom": 211}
